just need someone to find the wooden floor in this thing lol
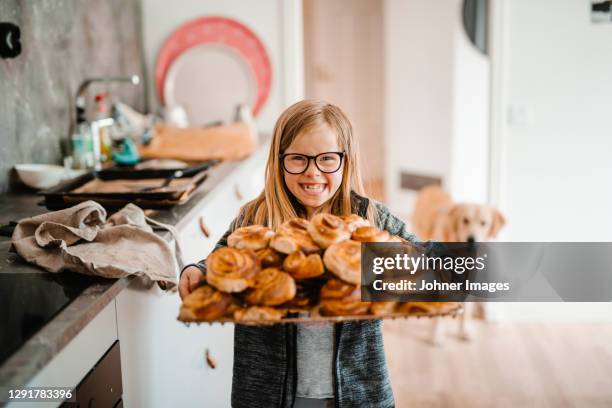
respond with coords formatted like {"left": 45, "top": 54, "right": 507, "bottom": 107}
{"left": 383, "top": 319, "right": 612, "bottom": 407}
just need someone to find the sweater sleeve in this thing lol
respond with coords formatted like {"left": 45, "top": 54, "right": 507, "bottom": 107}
{"left": 373, "top": 201, "right": 446, "bottom": 255}
{"left": 373, "top": 202, "right": 418, "bottom": 243}
{"left": 179, "top": 216, "right": 239, "bottom": 278}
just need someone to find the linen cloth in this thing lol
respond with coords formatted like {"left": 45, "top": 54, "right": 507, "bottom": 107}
{"left": 11, "top": 200, "right": 180, "bottom": 288}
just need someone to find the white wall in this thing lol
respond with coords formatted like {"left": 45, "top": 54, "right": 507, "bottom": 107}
{"left": 141, "top": 0, "right": 304, "bottom": 133}
{"left": 489, "top": 0, "right": 612, "bottom": 321}
{"left": 492, "top": 0, "right": 612, "bottom": 242}
{"left": 450, "top": 2, "right": 490, "bottom": 204}
{"left": 303, "top": 0, "right": 385, "bottom": 189}
{"left": 383, "top": 0, "right": 490, "bottom": 219}
{"left": 383, "top": 0, "right": 454, "bottom": 218}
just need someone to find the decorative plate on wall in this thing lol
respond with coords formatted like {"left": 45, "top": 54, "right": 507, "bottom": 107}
{"left": 156, "top": 16, "right": 272, "bottom": 126}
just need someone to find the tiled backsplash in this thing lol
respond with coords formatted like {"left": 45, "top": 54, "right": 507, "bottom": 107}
{"left": 0, "top": 0, "right": 146, "bottom": 192}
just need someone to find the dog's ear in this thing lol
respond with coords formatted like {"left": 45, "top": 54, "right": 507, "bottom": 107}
{"left": 445, "top": 205, "right": 461, "bottom": 241}
{"left": 489, "top": 208, "right": 506, "bottom": 238}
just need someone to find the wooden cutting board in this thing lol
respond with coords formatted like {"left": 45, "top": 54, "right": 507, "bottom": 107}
{"left": 139, "top": 122, "right": 258, "bottom": 162}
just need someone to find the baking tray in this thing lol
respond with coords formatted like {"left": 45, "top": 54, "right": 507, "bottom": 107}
{"left": 96, "top": 159, "right": 219, "bottom": 180}
{"left": 39, "top": 168, "right": 209, "bottom": 210}
{"left": 178, "top": 303, "right": 463, "bottom": 326}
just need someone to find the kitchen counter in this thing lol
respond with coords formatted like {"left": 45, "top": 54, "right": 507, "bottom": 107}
{"left": 0, "top": 141, "right": 269, "bottom": 390}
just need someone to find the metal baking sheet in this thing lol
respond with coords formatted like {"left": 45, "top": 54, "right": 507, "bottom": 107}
{"left": 178, "top": 304, "right": 463, "bottom": 326}
{"left": 39, "top": 170, "right": 209, "bottom": 210}
{"left": 96, "top": 159, "right": 219, "bottom": 180}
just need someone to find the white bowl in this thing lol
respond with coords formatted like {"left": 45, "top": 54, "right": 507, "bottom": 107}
{"left": 15, "top": 164, "right": 68, "bottom": 190}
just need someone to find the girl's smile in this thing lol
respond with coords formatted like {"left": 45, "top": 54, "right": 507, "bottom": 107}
{"left": 299, "top": 182, "right": 327, "bottom": 195}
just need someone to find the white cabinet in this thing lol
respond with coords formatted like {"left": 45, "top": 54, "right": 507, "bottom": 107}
{"left": 118, "top": 199, "right": 239, "bottom": 407}
{"left": 235, "top": 156, "right": 267, "bottom": 204}
{"left": 116, "top": 282, "right": 234, "bottom": 408}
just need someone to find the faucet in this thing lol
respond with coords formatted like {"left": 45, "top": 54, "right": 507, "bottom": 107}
{"left": 71, "top": 75, "right": 140, "bottom": 170}
{"left": 75, "top": 75, "right": 140, "bottom": 124}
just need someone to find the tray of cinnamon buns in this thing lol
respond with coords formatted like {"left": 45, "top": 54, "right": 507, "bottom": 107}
{"left": 178, "top": 213, "right": 461, "bottom": 325}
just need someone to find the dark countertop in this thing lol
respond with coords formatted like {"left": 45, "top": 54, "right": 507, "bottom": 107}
{"left": 0, "top": 141, "right": 269, "bottom": 389}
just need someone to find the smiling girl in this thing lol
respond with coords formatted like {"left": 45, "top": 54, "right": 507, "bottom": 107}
{"left": 180, "top": 100, "right": 419, "bottom": 408}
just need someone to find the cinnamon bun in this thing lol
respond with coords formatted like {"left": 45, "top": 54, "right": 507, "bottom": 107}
{"left": 369, "top": 302, "right": 398, "bottom": 316}
{"left": 351, "top": 226, "right": 390, "bottom": 243}
{"left": 256, "top": 247, "right": 285, "bottom": 268}
{"left": 234, "top": 306, "right": 286, "bottom": 322}
{"left": 178, "top": 285, "right": 237, "bottom": 321}
{"left": 270, "top": 218, "right": 320, "bottom": 254}
{"left": 319, "top": 278, "right": 370, "bottom": 316}
{"left": 245, "top": 267, "right": 297, "bottom": 306}
{"left": 282, "top": 251, "right": 325, "bottom": 279}
{"left": 323, "top": 239, "right": 361, "bottom": 285}
{"left": 282, "top": 283, "right": 318, "bottom": 311}
{"left": 206, "top": 247, "right": 260, "bottom": 293}
{"left": 341, "top": 214, "right": 370, "bottom": 232}
{"left": 308, "top": 213, "right": 351, "bottom": 248}
{"left": 228, "top": 225, "right": 275, "bottom": 250}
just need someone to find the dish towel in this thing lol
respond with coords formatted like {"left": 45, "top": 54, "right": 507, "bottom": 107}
{"left": 10, "top": 200, "right": 181, "bottom": 289}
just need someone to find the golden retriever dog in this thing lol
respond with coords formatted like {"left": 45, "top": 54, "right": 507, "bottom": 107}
{"left": 412, "top": 185, "right": 505, "bottom": 243}
{"left": 411, "top": 185, "right": 506, "bottom": 343}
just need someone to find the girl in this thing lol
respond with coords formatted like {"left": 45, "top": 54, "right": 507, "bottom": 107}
{"left": 179, "top": 100, "right": 418, "bottom": 408}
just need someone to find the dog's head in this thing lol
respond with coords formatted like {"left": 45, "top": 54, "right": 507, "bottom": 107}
{"left": 446, "top": 204, "right": 506, "bottom": 243}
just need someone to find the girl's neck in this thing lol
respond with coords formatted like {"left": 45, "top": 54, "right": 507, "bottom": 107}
{"left": 305, "top": 206, "right": 316, "bottom": 219}
{"left": 304, "top": 202, "right": 331, "bottom": 219}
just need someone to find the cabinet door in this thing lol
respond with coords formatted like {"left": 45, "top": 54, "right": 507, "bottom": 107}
{"left": 178, "top": 182, "right": 242, "bottom": 265}
{"left": 235, "top": 159, "right": 266, "bottom": 204}
{"left": 116, "top": 283, "right": 234, "bottom": 408}
{"left": 177, "top": 212, "right": 217, "bottom": 267}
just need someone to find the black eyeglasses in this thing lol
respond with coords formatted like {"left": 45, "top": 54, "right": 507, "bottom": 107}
{"left": 280, "top": 151, "right": 345, "bottom": 174}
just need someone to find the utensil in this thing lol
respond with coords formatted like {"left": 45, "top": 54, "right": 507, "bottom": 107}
{"left": 14, "top": 164, "right": 75, "bottom": 190}
{"left": 97, "top": 159, "right": 218, "bottom": 180}
{"left": 15, "top": 164, "right": 65, "bottom": 189}
{"left": 139, "top": 170, "right": 184, "bottom": 192}
{"left": 162, "top": 105, "right": 189, "bottom": 128}
{"left": 138, "top": 161, "right": 215, "bottom": 192}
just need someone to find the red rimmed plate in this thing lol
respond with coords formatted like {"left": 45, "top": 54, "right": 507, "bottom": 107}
{"left": 156, "top": 16, "right": 272, "bottom": 125}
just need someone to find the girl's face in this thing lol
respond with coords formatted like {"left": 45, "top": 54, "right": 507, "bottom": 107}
{"left": 282, "top": 125, "right": 344, "bottom": 216}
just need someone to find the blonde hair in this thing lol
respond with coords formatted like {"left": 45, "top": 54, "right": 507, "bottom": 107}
{"left": 238, "top": 99, "right": 374, "bottom": 229}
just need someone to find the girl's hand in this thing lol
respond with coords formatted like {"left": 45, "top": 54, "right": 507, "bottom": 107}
{"left": 179, "top": 266, "right": 205, "bottom": 299}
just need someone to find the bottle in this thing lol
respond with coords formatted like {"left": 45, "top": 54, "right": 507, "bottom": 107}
{"left": 94, "top": 93, "right": 113, "bottom": 163}
{"left": 71, "top": 123, "right": 95, "bottom": 169}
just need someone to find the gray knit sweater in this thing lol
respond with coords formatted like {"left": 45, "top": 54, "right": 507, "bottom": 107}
{"left": 187, "top": 192, "right": 423, "bottom": 408}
